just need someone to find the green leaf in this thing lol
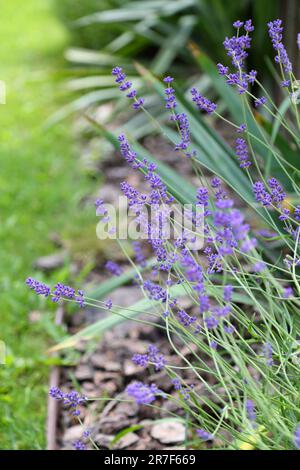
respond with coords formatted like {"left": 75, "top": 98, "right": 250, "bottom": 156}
{"left": 110, "top": 425, "right": 143, "bottom": 448}
{"left": 51, "top": 283, "right": 255, "bottom": 352}
{"left": 50, "top": 283, "right": 187, "bottom": 351}
{"left": 84, "top": 114, "right": 197, "bottom": 205}
{"left": 89, "top": 258, "right": 157, "bottom": 300}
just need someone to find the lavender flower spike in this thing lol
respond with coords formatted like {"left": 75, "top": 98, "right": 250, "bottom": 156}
{"left": 112, "top": 66, "right": 145, "bottom": 109}
{"left": 246, "top": 399, "right": 257, "bottom": 427}
{"left": 126, "top": 381, "right": 161, "bottom": 405}
{"left": 235, "top": 137, "right": 251, "bottom": 168}
{"left": 197, "top": 429, "right": 214, "bottom": 441}
{"left": 132, "top": 344, "right": 166, "bottom": 371}
{"left": 190, "top": 88, "right": 217, "bottom": 114}
{"left": 268, "top": 20, "right": 292, "bottom": 74}
{"left": 26, "top": 277, "right": 51, "bottom": 297}
{"left": 73, "top": 440, "right": 86, "bottom": 450}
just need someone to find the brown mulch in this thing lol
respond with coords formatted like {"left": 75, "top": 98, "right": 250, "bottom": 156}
{"left": 57, "top": 316, "right": 205, "bottom": 450}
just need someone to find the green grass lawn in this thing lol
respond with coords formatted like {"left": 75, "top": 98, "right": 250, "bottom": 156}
{"left": 0, "top": 0, "right": 96, "bottom": 449}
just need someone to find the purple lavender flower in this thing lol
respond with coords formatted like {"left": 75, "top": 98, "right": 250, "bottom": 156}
{"left": 223, "top": 34, "right": 251, "bottom": 69}
{"left": 257, "top": 228, "right": 276, "bottom": 238}
{"left": 170, "top": 112, "right": 191, "bottom": 150}
{"left": 217, "top": 63, "right": 229, "bottom": 76}
{"left": 147, "top": 345, "right": 166, "bottom": 370}
{"left": 254, "top": 96, "right": 267, "bottom": 107}
{"left": 244, "top": 19, "right": 254, "bottom": 32}
{"left": 27, "top": 278, "right": 85, "bottom": 306}
{"left": 132, "top": 344, "right": 166, "bottom": 371}
{"left": 214, "top": 305, "right": 231, "bottom": 318}
{"left": 252, "top": 181, "right": 272, "bottom": 207}
{"left": 126, "top": 381, "right": 161, "bottom": 405}
{"left": 237, "top": 124, "right": 246, "bottom": 133}
{"left": 190, "top": 88, "right": 217, "bottom": 114}
{"left": 52, "top": 283, "right": 75, "bottom": 303}
{"left": 248, "top": 69, "right": 257, "bottom": 85}
{"left": 144, "top": 280, "right": 167, "bottom": 302}
{"left": 211, "top": 177, "right": 221, "bottom": 188}
{"left": 75, "top": 289, "right": 85, "bottom": 308}
{"left": 132, "top": 97, "right": 145, "bottom": 110}
{"left": 163, "top": 76, "right": 177, "bottom": 110}
{"left": 105, "top": 298, "right": 112, "bottom": 309}
{"left": 283, "top": 286, "right": 293, "bottom": 298}
{"left": 95, "top": 198, "right": 107, "bottom": 216}
{"left": 197, "top": 187, "right": 211, "bottom": 216}
{"left": 112, "top": 66, "right": 144, "bottom": 109}
{"left": 105, "top": 260, "right": 123, "bottom": 276}
{"left": 252, "top": 261, "right": 266, "bottom": 272}
{"left": 246, "top": 399, "right": 257, "bottom": 425}
{"left": 221, "top": 24, "right": 255, "bottom": 94}
{"left": 178, "top": 309, "right": 197, "bottom": 327}
{"left": 235, "top": 137, "right": 251, "bottom": 168}
{"left": 132, "top": 241, "right": 147, "bottom": 267}
{"left": 49, "top": 387, "right": 64, "bottom": 401}
{"left": 294, "top": 425, "right": 300, "bottom": 449}
{"left": 199, "top": 294, "right": 210, "bottom": 313}
{"left": 26, "top": 277, "right": 51, "bottom": 297}
{"left": 262, "top": 342, "right": 274, "bottom": 366}
{"left": 132, "top": 352, "right": 148, "bottom": 368}
{"left": 196, "top": 429, "right": 214, "bottom": 441}
{"left": 240, "top": 237, "right": 257, "bottom": 253}
{"left": 73, "top": 440, "right": 86, "bottom": 450}
{"left": 279, "top": 207, "right": 290, "bottom": 221}
{"left": 172, "top": 378, "right": 193, "bottom": 401}
{"left": 268, "top": 177, "right": 286, "bottom": 205}
{"left": 163, "top": 76, "right": 174, "bottom": 84}
{"left": 233, "top": 20, "right": 244, "bottom": 29}
{"left": 172, "top": 377, "right": 181, "bottom": 391}
{"left": 118, "top": 133, "right": 139, "bottom": 166}
{"left": 294, "top": 205, "right": 300, "bottom": 220}
{"left": 205, "top": 316, "right": 219, "bottom": 329}
{"left": 223, "top": 285, "right": 233, "bottom": 302}
{"left": 268, "top": 20, "right": 292, "bottom": 74}
{"left": 281, "top": 79, "right": 290, "bottom": 88}
{"left": 224, "top": 324, "right": 235, "bottom": 334}
{"left": 49, "top": 387, "right": 87, "bottom": 416}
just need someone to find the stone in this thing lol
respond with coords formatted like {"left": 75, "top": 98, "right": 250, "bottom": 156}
{"left": 75, "top": 365, "right": 93, "bottom": 381}
{"left": 123, "top": 359, "right": 143, "bottom": 376}
{"left": 94, "top": 433, "right": 114, "bottom": 448}
{"left": 63, "top": 425, "right": 83, "bottom": 442}
{"left": 115, "top": 432, "right": 139, "bottom": 449}
{"left": 151, "top": 421, "right": 186, "bottom": 444}
{"left": 33, "top": 251, "right": 66, "bottom": 271}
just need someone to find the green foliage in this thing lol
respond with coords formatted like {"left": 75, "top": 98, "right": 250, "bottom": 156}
{"left": 0, "top": 0, "right": 96, "bottom": 449}
{"left": 53, "top": 0, "right": 126, "bottom": 50}
{"left": 55, "top": 0, "right": 278, "bottom": 69}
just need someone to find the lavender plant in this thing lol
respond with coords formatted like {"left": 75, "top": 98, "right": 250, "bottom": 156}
{"left": 28, "top": 19, "right": 300, "bottom": 450}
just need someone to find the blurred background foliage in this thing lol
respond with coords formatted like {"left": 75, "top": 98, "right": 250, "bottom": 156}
{"left": 1, "top": 0, "right": 299, "bottom": 450}
{"left": 54, "top": 0, "right": 279, "bottom": 70}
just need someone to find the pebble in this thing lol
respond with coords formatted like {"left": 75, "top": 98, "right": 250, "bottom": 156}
{"left": 151, "top": 421, "right": 186, "bottom": 444}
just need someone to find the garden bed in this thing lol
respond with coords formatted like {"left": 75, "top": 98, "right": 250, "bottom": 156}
{"left": 48, "top": 130, "right": 221, "bottom": 451}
